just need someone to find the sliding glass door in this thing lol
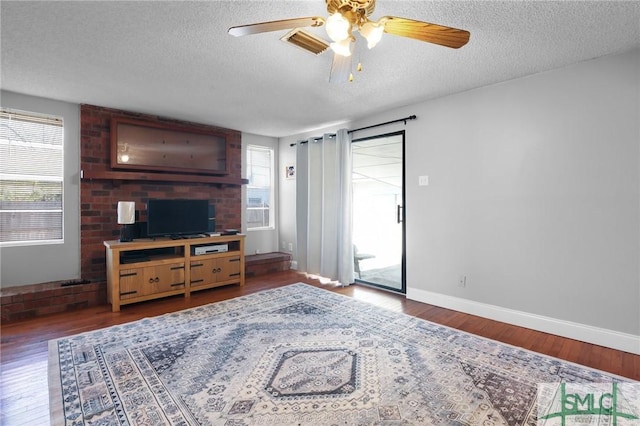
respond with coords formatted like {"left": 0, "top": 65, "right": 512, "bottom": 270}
{"left": 352, "top": 132, "right": 405, "bottom": 293}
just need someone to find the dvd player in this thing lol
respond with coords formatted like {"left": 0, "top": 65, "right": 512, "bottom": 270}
{"left": 193, "top": 244, "right": 228, "bottom": 255}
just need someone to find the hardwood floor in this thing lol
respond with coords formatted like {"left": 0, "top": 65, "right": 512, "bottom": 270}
{"left": 1, "top": 270, "right": 638, "bottom": 425}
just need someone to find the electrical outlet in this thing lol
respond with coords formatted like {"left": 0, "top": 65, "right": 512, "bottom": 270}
{"left": 288, "top": 242, "right": 293, "bottom": 251}
{"left": 458, "top": 275, "right": 467, "bottom": 288}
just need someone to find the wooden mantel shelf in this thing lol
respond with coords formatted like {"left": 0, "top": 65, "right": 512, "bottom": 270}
{"left": 81, "top": 169, "right": 248, "bottom": 185}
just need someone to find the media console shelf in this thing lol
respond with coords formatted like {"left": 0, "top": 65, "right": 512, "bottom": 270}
{"left": 104, "top": 234, "right": 245, "bottom": 312}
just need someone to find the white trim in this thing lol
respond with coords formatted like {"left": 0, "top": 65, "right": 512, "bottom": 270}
{"left": 406, "top": 287, "right": 640, "bottom": 355}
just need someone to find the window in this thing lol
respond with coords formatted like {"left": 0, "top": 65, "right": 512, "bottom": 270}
{"left": 246, "top": 145, "right": 274, "bottom": 230}
{"left": 0, "top": 109, "right": 64, "bottom": 245}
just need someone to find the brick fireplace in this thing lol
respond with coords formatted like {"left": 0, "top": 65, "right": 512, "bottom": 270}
{"left": 1, "top": 105, "right": 243, "bottom": 322}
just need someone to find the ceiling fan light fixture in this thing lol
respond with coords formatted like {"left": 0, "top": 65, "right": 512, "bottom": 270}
{"left": 228, "top": 0, "right": 471, "bottom": 84}
{"left": 360, "top": 20, "right": 384, "bottom": 49}
{"left": 330, "top": 38, "right": 353, "bottom": 56}
{"left": 326, "top": 12, "right": 351, "bottom": 41}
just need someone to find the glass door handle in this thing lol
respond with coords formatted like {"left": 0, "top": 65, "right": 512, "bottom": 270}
{"left": 397, "top": 205, "right": 403, "bottom": 223}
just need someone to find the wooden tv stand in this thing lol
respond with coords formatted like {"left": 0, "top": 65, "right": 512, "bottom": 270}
{"left": 104, "top": 234, "right": 245, "bottom": 312}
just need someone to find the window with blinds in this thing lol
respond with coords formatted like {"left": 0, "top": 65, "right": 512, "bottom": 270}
{"left": 246, "top": 145, "right": 274, "bottom": 230}
{"left": 0, "top": 109, "right": 64, "bottom": 244}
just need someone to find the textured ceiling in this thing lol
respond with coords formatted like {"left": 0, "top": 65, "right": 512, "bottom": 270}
{"left": 2, "top": 1, "right": 639, "bottom": 138}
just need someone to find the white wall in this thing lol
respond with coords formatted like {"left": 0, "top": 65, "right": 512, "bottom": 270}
{"left": 278, "top": 49, "right": 640, "bottom": 352}
{"left": 242, "top": 132, "right": 280, "bottom": 255}
{"left": 278, "top": 136, "right": 298, "bottom": 258}
{"left": 1, "top": 91, "right": 81, "bottom": 288}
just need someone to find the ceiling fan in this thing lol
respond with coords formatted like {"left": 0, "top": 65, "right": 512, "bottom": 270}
{"left": 228, "top": 0, "right": 470, "bottom": 83}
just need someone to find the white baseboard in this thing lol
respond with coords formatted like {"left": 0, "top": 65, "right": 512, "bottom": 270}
{"left": 406, "top": 287, "right": 640, "bottom": 355}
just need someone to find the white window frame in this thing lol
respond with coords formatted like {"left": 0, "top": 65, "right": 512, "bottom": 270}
{"left": 0, "top": 91, "right": 80, "bottom": 288}
{"left": 0, "top": 108, "right": 64, "bottom": 247}
{"left": 246, "top": 145, "right": 275, "bottom": 231}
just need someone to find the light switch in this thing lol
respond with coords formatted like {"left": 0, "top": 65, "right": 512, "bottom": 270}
{"left": 418, "top": 175, "right": 429, "bottom": 186}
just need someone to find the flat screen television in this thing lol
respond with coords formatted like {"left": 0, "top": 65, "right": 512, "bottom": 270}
{"left": 147, "top": 199, "right": 209, "bottom": 238}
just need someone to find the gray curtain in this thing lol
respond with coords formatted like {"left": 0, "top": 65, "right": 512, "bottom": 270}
{"left": 296, "top": 129, "right": 354, "bottom": 285}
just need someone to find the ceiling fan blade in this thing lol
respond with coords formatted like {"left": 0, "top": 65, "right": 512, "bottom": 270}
{"left": 229, "top": 17, "right": 325, "bottom": 37}
{"left": 380, "top": 16, "right": 470, "bottom": 49}
{"left": 329, "top": 53, "right": 352, "bottom": 83}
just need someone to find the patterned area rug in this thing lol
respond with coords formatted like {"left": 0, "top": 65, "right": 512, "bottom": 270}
{"left": 48, "top": 283, "right": 636, "bottom": 425}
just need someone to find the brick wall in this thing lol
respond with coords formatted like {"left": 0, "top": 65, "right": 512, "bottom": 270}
{"left": 80, "top": 104, "right": 243, "bottom": 283}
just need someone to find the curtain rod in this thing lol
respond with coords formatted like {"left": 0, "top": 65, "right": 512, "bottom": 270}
{"left": 289, "top": 114, "right": 416, "bottom": 147}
